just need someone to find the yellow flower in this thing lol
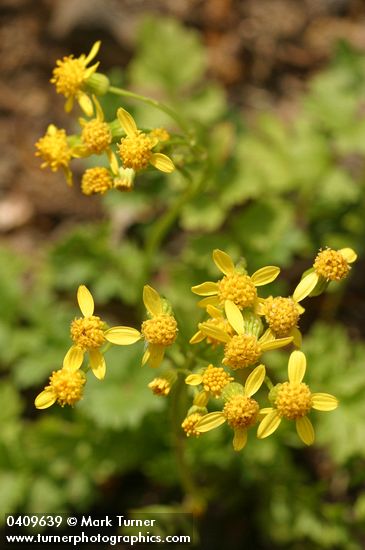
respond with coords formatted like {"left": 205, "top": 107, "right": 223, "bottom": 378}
{"left": 64, "top": 285, "right": 141, "bottom": 379}
{"left": 101, "top": 285, "right": 178, "bottom": 369}
{"left": 117, "top": 108, "right": 175, "bottom": 173}
{"left": 293, "top": 247, "right": 357, "bottom": 302}
{"left": 79, "top": 97, "right": 119, "bottom": 174}
{"left": 257, "top": 350, "right": 338, "bottom": 445}
{"left": 81, "top": 167, "right": 113, "bottom": 195}
{"left": 257, "top": 295, "right": 304, "bottom": 346}
{"left": 148, "top": 377, "right": 172, "bottom": 396}
{"left": 35, "top": 367, "right": 86, "bottom": 409}
{"left": 182, "top": 412, "right": 204, "bottom": 438}
{"left": 189, "top": 304, "right": 234, "bottom": 346}
{"left": 141, "top": 286, "right": 178, "bottom": 368}
{"left": 186, "top": 364, "right": 234, "bottom": 406}
{"left": 51, "top": 41, "right": 101, "bottom": 116}
{"left": 199, "top": 300, "right": 293, "bottom": 370}
{"left": 195, "top": 364, "right": 266, "bottom": 451}
{"left": 149, "top": 128, "right": 170, "bottom": 142}
{"left": 192, "top": 249, "right": 280, "bottom": 310}
{"left": 35, "top": 124, "right": 78, "bottom": 185}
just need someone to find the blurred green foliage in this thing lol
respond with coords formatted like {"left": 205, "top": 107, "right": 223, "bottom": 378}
{"left": 1, "top": 17, "right": 365, "bottom": 549}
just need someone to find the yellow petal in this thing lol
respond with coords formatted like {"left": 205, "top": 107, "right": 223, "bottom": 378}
{"left": 233, "top": 428, "right": 248, "bottom": 451}
{"left": 197, "top": 296, "right": 220, "bottom": 308}
{"left": 259, "top": 328, "right": 275, "bottom": 344}
{"left": 292, "top": 272, "right": 319, "bottom": 302}
{"left": 89, "top": 349, "right": 106, "bottom": 380}
{"left": 145, "top": 344, "right": 165, "bottom": 368}
{"left": 65, "top": 96, "right": 74, "bottom": 113}
{"left": 143, "top": 285, "right": 163, "bottom": 316}
{"left": 224, "top": 300, "right": 244, "bottom": 335}
{"left": 78, "top": 93, "right": 94, "bottom": 117}
{"left": 142, "top": 348, "right": 150, "bottom": 366}
{"left": 77, "top": 285, "right": 94, "bottom": 317}
{"left": 85, "top": 41, "right": 101, "bottom": 64}
{"left": 93, "top": 95, "right": 104, "bottom": 121}
{"left": 260, "top": 336, "right": 293, "bottom": 352}
{"left": 105, "top": 326, "right": 142, "bottom": 345}
{"left": 206, "top": 305, "right": 223, "bottom": 319}
{"left": 288, "top": 350, "right": 306, "bottom": 384}
{"left": 291, "top": 327, "right": 302, "bottom": 348}
{"left": 150, "top": 153, "right": 175, "bottom": 173}
{"left": 251, "top": 266, "right": 280, "bottom": 286}
{"left": 191, "top": 282, "right": 219, "bottom": 296}
{"left": 198, "top": 322, "right": 230, "bottom": 343}
{"left": 194, "top": 390, "right": 209, "bottom": 407}
{"left": 296, "top": 416, "right": 315, "bottom": 445}
{"left": 195, "top": 412, "right": 226, "bottom": 433}
{"left": 189, "top": 331, "right": 206, "bottom": 344}
{"left": 255, "top": 298, "right": 267, "bottom": 316}
{"left": 185, "top": 374, "right": 203, "bottom": 386}
{"left": 311, "top": 393, "right": 338, "bottom": 411}
{"left": 117, "top": 107, "right": 138, "bottom": 137}
{"left": 245, "top": 364, "right": 266, "bottom": 397}
{"left": 257, "top": 410, "right": 282, "bottom": 439}
{"left": 63, "top": 346, "right": 84, "bottom": 371}
{"left": 35, "top": 389, "right": 56, "bottom": 410}
{"left": 212, "top": 249, "right": 235, "bottom": 275}
{"left": 339, "top": 247, "right": 357, "bottom": 264}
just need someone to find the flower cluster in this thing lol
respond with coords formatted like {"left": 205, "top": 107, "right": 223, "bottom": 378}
{"left": 35, "top": 246, "right": 355, "bottom": 453}
{"left": 35, "top": 42, "right": 175, "bottom": 192}
{"left": 35, "top": 285, "right": 178, "bottom": 409}
{"left": 181, "top": 247, "right": 356, "bottom": 450}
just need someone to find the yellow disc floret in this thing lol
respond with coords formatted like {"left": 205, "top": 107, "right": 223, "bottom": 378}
{"left": 223, "top": 395, "right": 259, "bottom": 429}
{"left": 51, "top": 56, "right": 88, "bottom": 98}
{"left": 35, "top": 126, "right": 72, "bottom": 171}
{"left": 142, "top": 315, "right": 177, "bottom": 346}
{"left": 223, "top": 334, "right": 261, "bottom": 370}
{"left": 71, "top": 315, "right": 106, "bottom": 350}
{"left": 182, "top": 413, "right": 202, "bottom": 437}
{"left": 47, "top": 368, "right": 86, "bottom": 407}
{"left": 148, "top": 377, "right": 171, "bottom": 396}
{"left": 314, "top": 248, "right": 350, "bottom": 281}
{"left": 81, "top": 119, "right": 111, "bottom": 153}
{"left": 275, "top": 382, "right": 312, "bottom": 419}
{"left": 81, "top": 167, "right": 113, "bottom": 196}
{"left": 118, "top": 132, "right": 154, "bottom": 170}
{"left": 217, "top": 273, "right": 257, "bottom": 309}
{"left": 202, "top": 365, "right": 234, "bottom": 397}
{"left": 264, "top": 297, "right": 299, "bottom": 337}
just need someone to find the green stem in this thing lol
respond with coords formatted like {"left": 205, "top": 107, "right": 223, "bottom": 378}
{"left": 108, "top": 86, "right": 191, "bottom": 136}
{"left": 143, "top": 168, "right": 207, "bottom": 279}
{"left": 170, "top": 374, "right": 198, "bottom": 497}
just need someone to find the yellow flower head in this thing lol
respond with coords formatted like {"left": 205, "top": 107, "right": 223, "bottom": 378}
{"left": 293, "top": 247, "right": 357, "bottom": 302}
{"left": 195, "top": 364, "right": 266, "bottom": 451}
{"left": 81, "top": 167, "right": 113, "bottom": 196}
{"left": 199, "top": 300, "right": 293, "bottom": 370}
{"left": 35, "top": 367, "right": 86, "bottom": 409}
{"left": 186, "top": 364, "right": 234, "bottom": 401}
{"left": 117, "top": 108, "right": 175, "bottom": 173}
{"left": 182, "top": 413, "right": 203, "bottom": 438}
{"left": 191, "top": 249, "right": 281, "bottom": 310}
{"left": 141, "top": 285, "right": 178, "bottom": 368}
{"left": 64, "top": 285, "right": 141, "bottom": 380}
{"left": 51, "top": 41, "right": 101, "bottom": 116}
{"left": 190, "top": 305, "right": 234, "bottom": 347}
{"left": 257, "top": 350, "right": 338, "bottom": 445}
{"left": 148, "top": 377, "right": 171, "bottom": 397}
{"left": 35, "top": 124, "right": 75, "bottom": 185}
